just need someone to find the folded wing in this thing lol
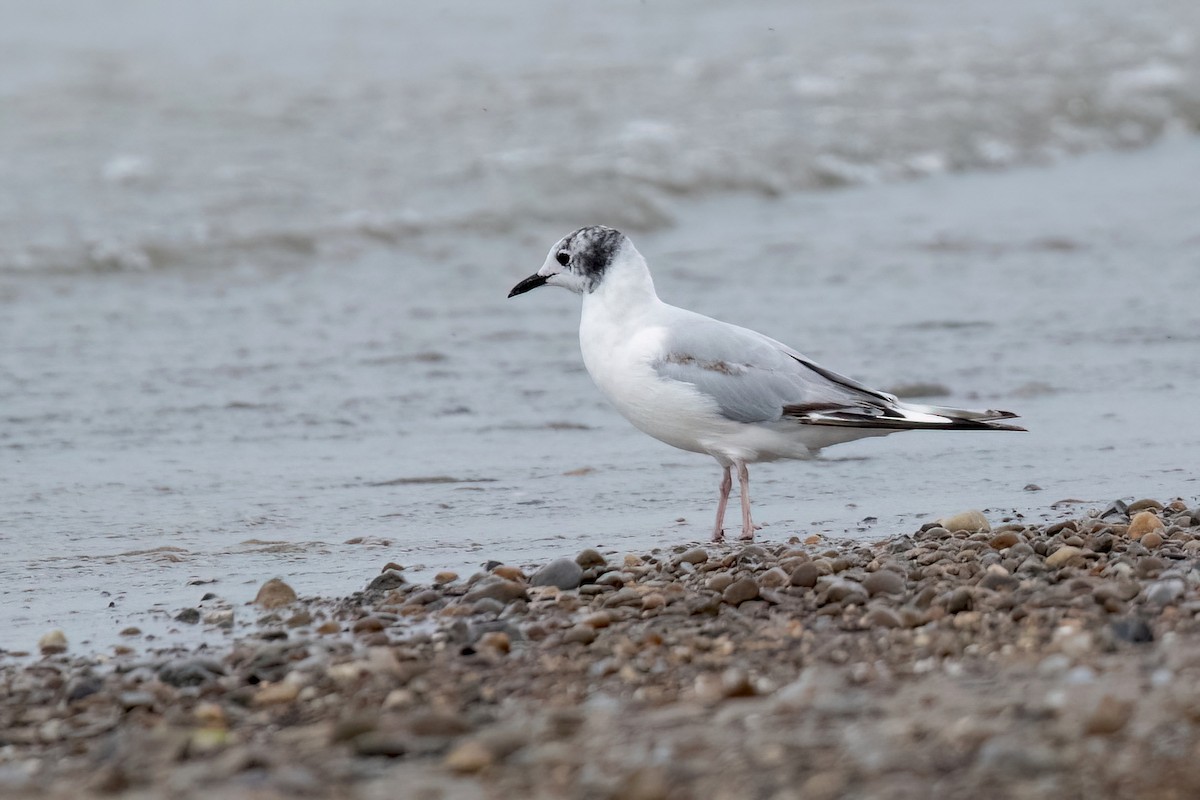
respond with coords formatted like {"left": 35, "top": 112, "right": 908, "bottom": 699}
{"left": 652, "top": 315, "right": 1023, "bottom": 432}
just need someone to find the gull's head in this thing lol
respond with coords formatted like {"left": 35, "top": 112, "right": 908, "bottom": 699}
{"left": 508, "top": 225, "right": 632, "bottom": 298}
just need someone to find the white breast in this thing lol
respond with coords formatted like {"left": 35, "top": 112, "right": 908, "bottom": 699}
{"left": 579, "top": 299, "right": 734, "bottom": 456}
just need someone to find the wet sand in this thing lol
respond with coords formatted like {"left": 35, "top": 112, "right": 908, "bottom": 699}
{"left": 4, "top": 498, "right": 1200, "bottom": 799}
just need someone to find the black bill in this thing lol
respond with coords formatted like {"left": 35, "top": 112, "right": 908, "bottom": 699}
{"left": 508, "top": 273, "right": 549, "bottom": 298}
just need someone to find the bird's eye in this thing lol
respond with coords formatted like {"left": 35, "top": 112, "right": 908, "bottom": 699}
{"left": 556, "top": 251, "right": 570, "bottom": 266}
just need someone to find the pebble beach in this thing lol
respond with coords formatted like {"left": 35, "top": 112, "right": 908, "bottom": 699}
{"left": 6, "top": 498, "right": 1200, "bottom": 799}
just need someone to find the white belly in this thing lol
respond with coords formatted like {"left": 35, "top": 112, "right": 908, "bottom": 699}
{"left": 578, "top": 303, "right": 824, "bottom": 464}
{"left": 579, "top": 316, "right": 713, "bottom": 454}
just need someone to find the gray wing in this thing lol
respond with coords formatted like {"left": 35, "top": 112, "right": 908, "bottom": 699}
{"left": 652, "top": 316, "right": 893, "bottom": 424}
{"left": 652, "top": 315, "right": 1024, "bottom": 430}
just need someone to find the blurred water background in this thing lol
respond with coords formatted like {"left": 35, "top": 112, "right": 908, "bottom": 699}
{"left": 2, "top": 0, "right": 1198, "bottom": 650}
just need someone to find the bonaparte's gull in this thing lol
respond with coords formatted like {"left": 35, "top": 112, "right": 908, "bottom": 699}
{"left": 509, "top": 226, "right": 1023, "bottom": 542}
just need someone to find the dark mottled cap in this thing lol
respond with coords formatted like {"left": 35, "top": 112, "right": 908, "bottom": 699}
{"left": 557, "top": 226, "right": 626, "bottom": 291}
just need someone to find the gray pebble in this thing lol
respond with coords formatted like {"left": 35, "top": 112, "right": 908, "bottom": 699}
{"left": 470, "top": 598, "right": 506, "bottom": 616}
{"left": 722, "top": 578, "right": 760, "bottom": 605}
{"left": 737, "top": 545, "right": 769, "bottom": 564}
{"left": 825, "top": 579, "right": 867, "bottom": 605}
{"left": 596, "top": 571, "right": 626, "bottom": 588}
{"left": 686, "top": 594, "right": 722, "bottom": 616}
{"left": 367, "top": 570, "right": 407, "bottom": 592}
{"left": 979, "top": 572, "right": 1018, "bottom": 591}
{"left": 790, "top": 563, "right": 820, "bottom": 588}
{"left": 406, "top": 589, "right": 442, "bottom": 606}
{"left": 353, "top": 732, "right": 410, "bottom": 758}
{"left": 862, "top": 607, "right": 903, "bottom": 628}
{"left": 1143, "top": 578, "right": 1185, "bottom": 605}
{"left": 862, "top": 570, "right": 905, "bottom": 597}
{"left": 66, "top": 676, "right": 103, "bottom": 702}
{"left": 158, "top": 658, "right": 225, "bottom": 687}
{"left": 941, "top": 587, "right": 973, "bottom": 614}
{"left": 462, "top": 578, "right": 528, "bottom": 605}
{"left": 531, "top": 558, "right": 584, "bottom": 590}
{"left": 1135, "top": 557, "right": 1166, "bottom": 579}
{"left": 603, "top": 588, "right": 642, "bottom": 608}
{"left": 118, "top": 691, "right": 156, "bottom": 711}
{"left": 562, "top": 625, "right": 597, "bottom": 645}
{"left": 1110, "top": 617, "right": 1154, "bottom": 644}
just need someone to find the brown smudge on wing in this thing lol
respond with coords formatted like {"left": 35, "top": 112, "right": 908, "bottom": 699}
{"left": 663, "top": 353, "right": 744, "bottom": 375}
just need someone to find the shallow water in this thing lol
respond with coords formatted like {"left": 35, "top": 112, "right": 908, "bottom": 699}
{"left": 2, "top": 1, "right": 1199, "bottom": 652}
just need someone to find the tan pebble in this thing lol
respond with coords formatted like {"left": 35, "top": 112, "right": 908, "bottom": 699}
{"left": 575, "top": 547, "right": 607, "bottom": 568}
{"left": 188, "top": 727, "right": 230, "bottom": 755}
{"left": 286, "top": 610, "right": 313, "bottom": 628}
{"left": 527, "top": 585, "right": 561, "bottom": 601}
{"left": 862, "top": 607, "right": 903, "bottom": 628}
{"left": 352, "top": 616, "right": 386, "bottom": 634}
{"left": 1128, "top": 511, "right": 1165, "bottom": 538}
{"left": 38, "top": 629, "right": 67, "bottom": 655}
{"left": 327, "top": 663, "right": 364, "bottom": 684}
{"left": 1141, "top": 531, "right": 1164, "bottom": 549}
{"left": 444, "top": 739, "right": 494, "bottom": 773}
{"left": 193, "top": 702, "right": 227, "bottom": 727}
{"left": 583, "top": 611, "right": 613, "bottom": 629}
{"left": 113, "top": 645, "right": 134, "bottom": 656}
{"left": 252, "top": 681, "right": 300, "bottom": 706}
{"left": 624, "top": 554, "right": 644, "bottom": 567}
{"left": 384, "top": 688, "right": 416, "bottom": 710}
{"left": 641, "top": 592, "right": 666, "bottom": 610}
{"left": 1128, "top": 498, "right": 1164, "bottom": 513}
{"left": 434, "top": 571, "right": 459, "bottom": 584}
{"left": 705, "top": 573, "right": 735, "bottom": 593}
{"left": 938, "top": 510, "right": 991, "bottom": 533}
{"left": 803, "top": 534, "right": 822, "bottom": 545}
{"left": 615, "top": 766, "right": 670, "bottom": 800}
{"left": 722, "top": 577, "right": 759, "bottom": 605}
{"left": 254, "top": 578, "right": 297, "bottom": 609}
{"left": 119, "top": 627, "right": 141, "bottom": 637}
{"left": 989, "top": 531, "right": 1021, "bottom": 549}
{"left": 1083, "top": 695, "right": 1134, "bottom": 735}
{"left": 757, "top": 567, "right": 790, "bottom": 589}
{"left": 478, "top": 631, "right": 511, "bottom": 653}
{"left": 491, "top": 565, "right": 524, "bottom": 581}
{"left": 800, "top": 770, "right": 847, "bottom": 800}
{"left": 1045, "top": 545, "right": 1084, "bottom": 568}
{"left": 563, "top": 624, "right": 597, "bottom": 645}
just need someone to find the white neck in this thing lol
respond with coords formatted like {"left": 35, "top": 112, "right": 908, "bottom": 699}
{"left": 580, "top": 246, "right": 661, "bottom": 324}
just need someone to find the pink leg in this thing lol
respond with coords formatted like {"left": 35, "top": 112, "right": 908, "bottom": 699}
{"left": 711, "top": 465, "right": 733, "bottom": 542}
{"left": 735, "top": 460, "right": 758, "bottom": 540}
